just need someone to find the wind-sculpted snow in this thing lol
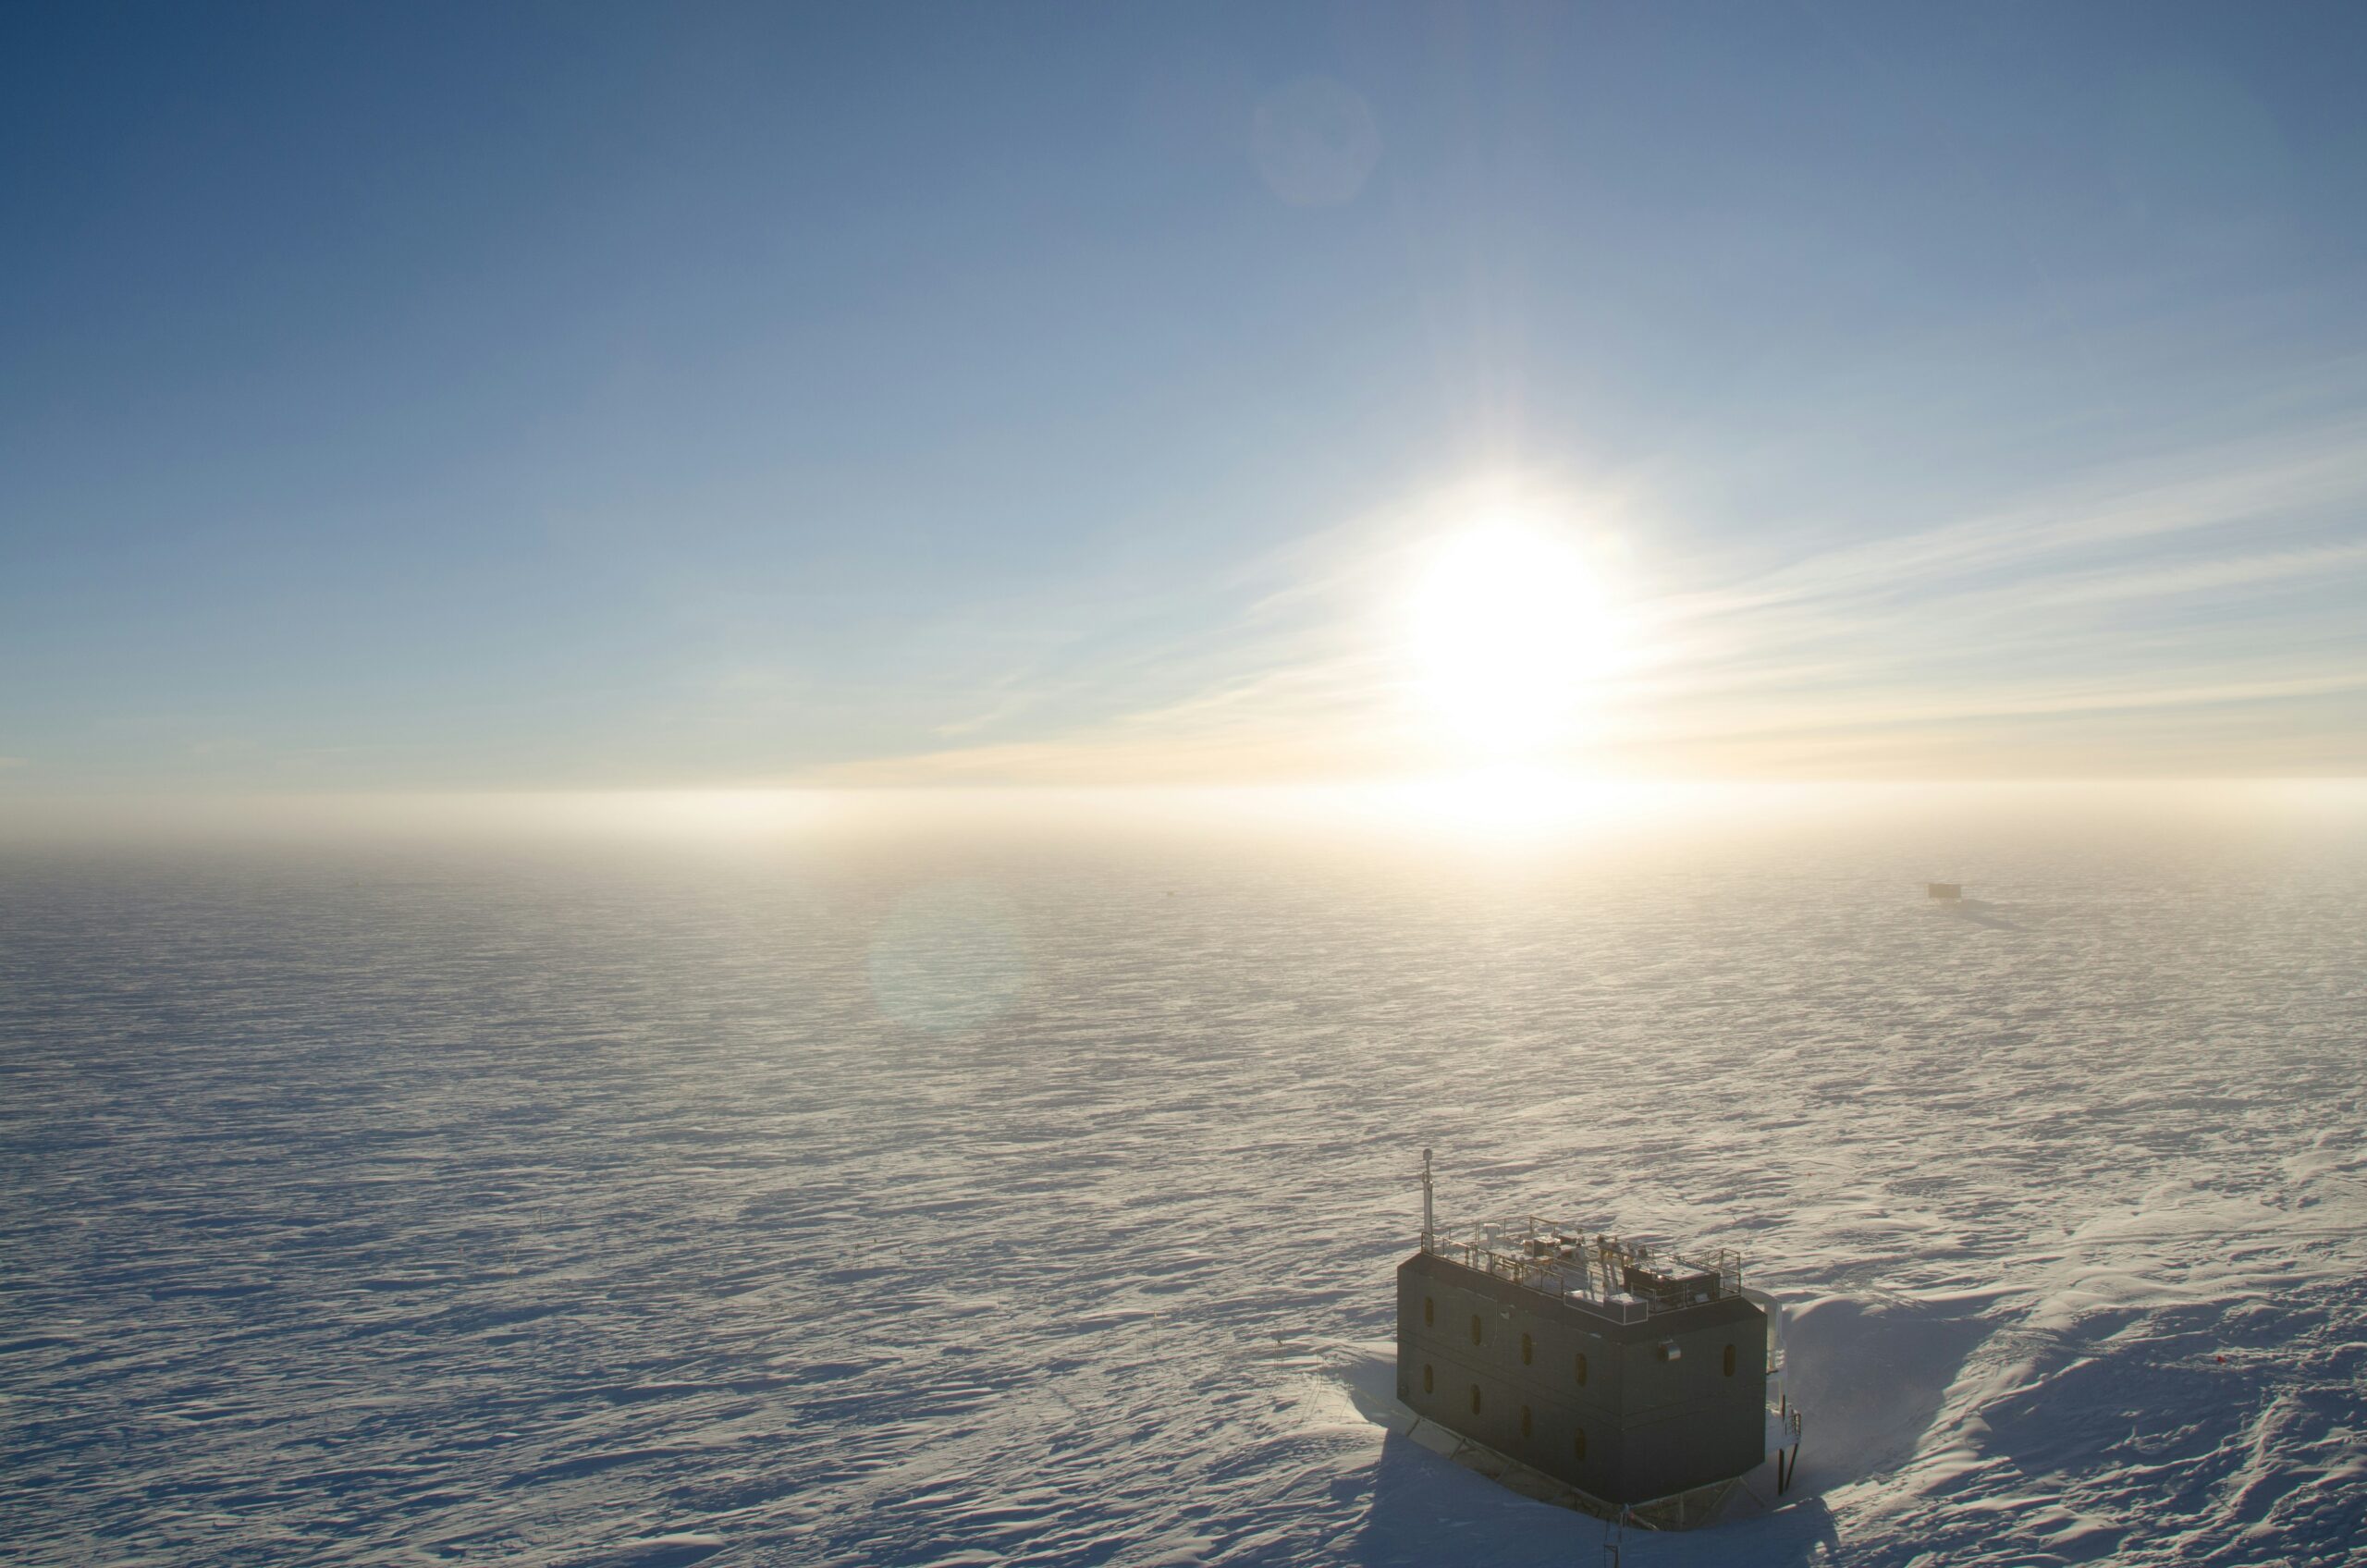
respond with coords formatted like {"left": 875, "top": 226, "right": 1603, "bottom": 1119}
{"left": 3, "top": 801, "right": 2363, "bottom": 1565}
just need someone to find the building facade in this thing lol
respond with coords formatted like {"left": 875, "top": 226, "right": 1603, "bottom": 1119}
{"left": 1395, "top": 1243, "right": 1771, "bottom": 1507}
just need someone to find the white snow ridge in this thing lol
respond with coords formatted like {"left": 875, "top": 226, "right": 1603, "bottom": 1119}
{"left": 3, "top": 792, "right": 2363, "bottom": 1565}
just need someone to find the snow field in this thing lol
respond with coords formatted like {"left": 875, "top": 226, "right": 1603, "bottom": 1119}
{"left": 4, "top": 795, "right": 2362, "bottom": 1565}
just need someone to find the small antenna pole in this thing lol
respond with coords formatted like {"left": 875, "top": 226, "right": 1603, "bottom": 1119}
{"left": 1419, "top": 1147, "right": 1435, "bottom": 1252}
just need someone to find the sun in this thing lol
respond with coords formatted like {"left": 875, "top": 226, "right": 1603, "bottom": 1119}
{"left": 1403, "top": 517, "right": 1621, "bottom": 756}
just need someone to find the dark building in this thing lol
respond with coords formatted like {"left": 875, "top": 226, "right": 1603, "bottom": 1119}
{"left": 1395, "top": 1153, "right": 1801, "bottom": 1518}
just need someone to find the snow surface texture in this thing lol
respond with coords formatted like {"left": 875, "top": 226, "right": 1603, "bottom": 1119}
{"left": 4, "top": 794, "right": 2365, "bottom": 1566}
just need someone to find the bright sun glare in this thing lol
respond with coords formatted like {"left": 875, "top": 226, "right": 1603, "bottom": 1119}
{"left": 1404, "top": 517, "right": 1621, "bottom": 757}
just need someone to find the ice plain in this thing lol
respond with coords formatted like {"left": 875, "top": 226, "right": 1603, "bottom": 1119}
{"left": 4, "top": 786, "right": 2363, "bottom": 1566}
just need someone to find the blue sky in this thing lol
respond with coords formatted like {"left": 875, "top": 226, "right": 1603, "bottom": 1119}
{"left": 5, "top": 1, "right": 2364, "bottom": 790}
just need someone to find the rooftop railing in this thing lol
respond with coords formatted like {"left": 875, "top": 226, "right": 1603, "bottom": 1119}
{"left": 1421, "top": 1218, "right": 1745, "bottom": 1324}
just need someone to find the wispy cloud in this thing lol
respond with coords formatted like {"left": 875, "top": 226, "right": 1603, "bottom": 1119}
{"left": 2012, "top": 541, "right": 2367, "bottom": 610}
{"left": 816, "top": 417, "right": 2367, "bottom": 783}
{"left": 1711, "top": 423, "right": 2367, "bottom": 614}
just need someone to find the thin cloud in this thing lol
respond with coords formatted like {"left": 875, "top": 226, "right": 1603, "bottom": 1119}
{"left": 820, "top": 423, "right": 2367, "bottom": 782}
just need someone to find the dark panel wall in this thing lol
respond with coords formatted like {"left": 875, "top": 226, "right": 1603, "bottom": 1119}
{"left": 1396, "top": 1255, "right": 1624, "bottom": 1498}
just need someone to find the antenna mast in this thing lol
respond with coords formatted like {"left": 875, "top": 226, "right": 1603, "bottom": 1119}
{"left": 1419, "top": 1147, "right": 1434, "bottom": 1252}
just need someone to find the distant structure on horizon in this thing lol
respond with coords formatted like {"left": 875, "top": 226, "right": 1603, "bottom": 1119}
{"left": 1394, "top": 1150, "right": 1802, "bottom": 1529}
{"left": 1925, "top": 882, "right": 1963, "bottom": 900}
